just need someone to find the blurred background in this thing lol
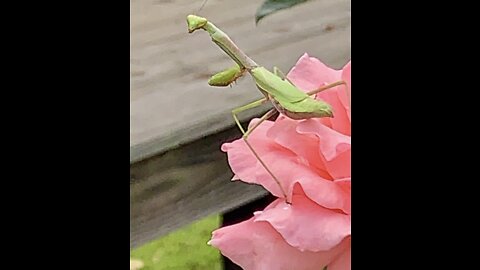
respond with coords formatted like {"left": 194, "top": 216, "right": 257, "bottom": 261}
{"left": 130, "top": 0, "right": 350, "bottom": 269}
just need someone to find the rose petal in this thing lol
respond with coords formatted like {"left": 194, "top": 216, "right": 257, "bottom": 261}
{"left": 296, "top": 119, "right": 350, "bottom": 179}
{"left": 254, "top": 187, "right": 351, "bottom": 252}
{"left": 223, "top": 132, "right": 350, "bottom": 212}
{"left": 339, "top": 61, "right": 351, "bottom": 120}
{"left": 328, "top": 245, "right": 351, "bottom": 270}
{"left": 287, "top": 54, "right": 350, "bottom": 135}
{"left": 316, "top": 86, "right": 351, "bottom": 136}
{"left": 209, "top": 217, "right": 350, "bottom": 270}
{"left": 297, "top": 172, "right": 351, "bottom": 215}
{"left": 324, "top": 149, "right": 351, "bottom": 180}
{"left": 342, "top": 61, "right": 351, "bottom": 93}
{"left": 335, "top": 178, "right": 351, "bottom": 193}
{"left": 287, "top": 53, "right": 342, "bottom": 92}
{"left": 266, "top": 116, "right": 332, "bottom": 180}
{"left": 297, "top": 119, "right": 350, "bottom": 162}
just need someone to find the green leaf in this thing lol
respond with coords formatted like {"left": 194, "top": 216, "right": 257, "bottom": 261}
{"left": 255, "top": 0, "right": 312, "bottom": 24}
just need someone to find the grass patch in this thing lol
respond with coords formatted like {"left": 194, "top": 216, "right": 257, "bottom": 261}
{"left": 131, "top": 215, "right": 222, "bottom": 270}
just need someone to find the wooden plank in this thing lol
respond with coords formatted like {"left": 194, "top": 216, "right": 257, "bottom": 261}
{"left": 130, "top": 119, "right": 270, "bottom": 248}
{"left": 130, "top": 0, "right": 351, "bottom": 162}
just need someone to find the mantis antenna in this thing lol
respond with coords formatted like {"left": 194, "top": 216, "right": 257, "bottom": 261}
{"left": 197, "top": 0, "right": 209, "bottom": 13}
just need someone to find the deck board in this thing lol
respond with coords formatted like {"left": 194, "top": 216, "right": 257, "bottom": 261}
{"left": 130, "top": 0, "right": 351, "bottom": 161}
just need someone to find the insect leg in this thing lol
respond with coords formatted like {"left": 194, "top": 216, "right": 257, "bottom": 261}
{"left": 232, "top": 105, "right": 290, "bottom": 203}
{"left": 306, "top": 80, "right": 346, "bottom": 95}
{"left": 243, "top": 109, "right": 276, "bottom": 138}
{"left": 231, "top": 98, "right": 267, "bottom": 134}
{"left": 307, "top": 80, "right": 350, "bottom": 108}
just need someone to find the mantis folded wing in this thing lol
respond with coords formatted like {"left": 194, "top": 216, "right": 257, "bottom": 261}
{"left": 187, "top": 15, "right": 348, "bottom": 203}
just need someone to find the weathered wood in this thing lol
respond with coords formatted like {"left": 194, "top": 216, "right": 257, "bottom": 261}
{"left": 130, "top": 0, "right": 351, "bottom": 162}
{"left": 130, "top": 0, "right": 351, "bottom": 248}
{"left": 130, "top": 119, "right": 270, "bottom": 248}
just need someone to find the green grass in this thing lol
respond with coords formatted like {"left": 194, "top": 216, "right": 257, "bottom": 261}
{"left": 131, "top": 215, "right": 222, "bottom": 270}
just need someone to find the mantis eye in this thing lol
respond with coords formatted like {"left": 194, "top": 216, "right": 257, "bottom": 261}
{"left": 186, "top": 15, "right": 207, "bottom": 33}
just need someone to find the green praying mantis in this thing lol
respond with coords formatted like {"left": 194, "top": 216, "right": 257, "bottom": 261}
{"left": 186, "top": 15, "right": 348, "bottom": 204}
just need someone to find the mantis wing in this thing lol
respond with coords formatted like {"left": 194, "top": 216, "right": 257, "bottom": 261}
{"left": 251, "top": 67, "right": 308, "bottom": 102}
{"left": 275, "top": 95, "right": 333, "bottom": 117}
{"left": 252, "top": 67, "right": 333, "bottom": 117}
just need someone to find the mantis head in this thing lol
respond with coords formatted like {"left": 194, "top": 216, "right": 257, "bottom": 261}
{"left": 187, "top": 15, "right": 208, "bottom": 33}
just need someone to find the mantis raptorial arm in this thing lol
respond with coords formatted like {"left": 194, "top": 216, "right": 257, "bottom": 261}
{"left": 208, "top": 64, "right": 246, "bottom": 87}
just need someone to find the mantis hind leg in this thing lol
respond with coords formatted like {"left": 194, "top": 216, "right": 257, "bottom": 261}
{"left": 306, "top": 80, "right": 350, "bottom": 108}
{"left": 273, "top": 66, "right": 349, "bottom": 102}
{"left": 273, "top": 65, "right": 349, "bottom": 103}
{"left": 306, "top": 80, "right": 347, "bottom": 96}
{"left": 231, "top": 102, "right": 290, "bottom": 203}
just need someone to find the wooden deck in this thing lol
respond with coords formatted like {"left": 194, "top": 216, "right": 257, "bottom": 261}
{"left": 130, "top": 0, "right": 351, "bottom": 248}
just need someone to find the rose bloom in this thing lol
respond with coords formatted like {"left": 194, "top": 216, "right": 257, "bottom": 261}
{"left": 209, "top": 54, "right": 351, "bottom": 270}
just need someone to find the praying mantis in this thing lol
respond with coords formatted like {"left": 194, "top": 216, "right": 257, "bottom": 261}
{"left": 186, "top": 15, "right": 348, "bottom": 204}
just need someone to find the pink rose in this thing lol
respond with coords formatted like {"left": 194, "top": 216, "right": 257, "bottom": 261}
{"left": 209, "top": 54, "right": 351, "bottom": 270}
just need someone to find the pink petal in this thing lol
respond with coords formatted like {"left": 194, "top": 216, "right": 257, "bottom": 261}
{"left": 287, "top": 53, "right": 342, "bottom": 92}
{"left": 342, "top": 61, "right": 351, "bottom": 91}
{"left": 335, "top": 178, "right": 351, "bottom": 193}
{"left": 315, "top": 87, "right": 351, "bottom": 136}
{"left": 266, "top": 116, "right": 332, "bottom": 180}
{"left": 328, "top": 245, "right": 351, "bottom": 270}
{"left": 297, "top": 119, "right": 351, "bottom": 179}
{"left": 254, "top": 187, "right": 351, "bottom": 252}
{"left": 324, "top": 149, "right": 351, "bottom": 180}
{"left": 339, "top": 61, "right": 351, "bottom": 120}
{"left": 223, "top": 133, "right": 350, "bottom": 212}
{"left": 297, "top": 119, "right": 350, "bottom": 162}
{"left": 286, "top": 54, "right": 350, "bottom": 136}
{"left": 209, "top": 217, "right": 351, "bottom": 270}
{"left": 297, "top": 172, "right": 351, "bottom": 214}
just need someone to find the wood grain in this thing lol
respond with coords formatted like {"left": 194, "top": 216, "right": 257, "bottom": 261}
{"left": 130, "top": 0, "right": 351, "bottom": 161}
{"left": 130, "top": 120, "right": 269, "bottom": 248}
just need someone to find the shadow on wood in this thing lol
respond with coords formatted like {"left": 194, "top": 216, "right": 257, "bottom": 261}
{"left": 130, "top": 115, "right": 272, "bottom": 248}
